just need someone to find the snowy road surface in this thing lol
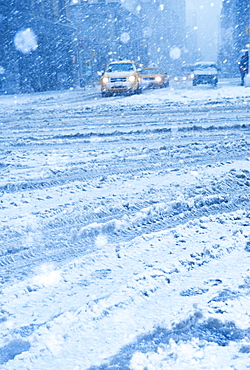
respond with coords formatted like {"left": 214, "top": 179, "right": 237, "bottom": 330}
{"left": 0, "top": 81, "right": 250, "bottom": 369}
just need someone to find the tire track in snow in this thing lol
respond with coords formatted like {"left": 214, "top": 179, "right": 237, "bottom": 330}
{"left": 0, "top": 168, "right": 249, "bottom": 285}
{"left": 0, "top": 96, "right": 250, "bottom": 287}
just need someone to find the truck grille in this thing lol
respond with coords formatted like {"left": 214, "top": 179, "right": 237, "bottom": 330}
{"left": 110, "top": 77, "right": 127, "bottom": 83}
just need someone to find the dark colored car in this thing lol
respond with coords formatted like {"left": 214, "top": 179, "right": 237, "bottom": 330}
{"left": 192, "top": 62, "right": 218, "bottom": 86}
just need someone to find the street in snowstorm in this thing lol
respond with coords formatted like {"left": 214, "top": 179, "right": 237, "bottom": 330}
{"left": 0, "top": 81, "right": 250, "bottom": 369}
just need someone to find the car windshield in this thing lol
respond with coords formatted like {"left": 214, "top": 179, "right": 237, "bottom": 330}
{"left": 106, "top": 63, "right": 134, "bottom": 72}
{"left": 195, "top": 64, "right": 216, "bottom": 69}
{"left": 140, "top": 68, "right": 163, "bottom": 75}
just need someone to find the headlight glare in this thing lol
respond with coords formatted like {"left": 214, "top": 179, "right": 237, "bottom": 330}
{"left": 102, "top": 77, "right": 109, "bottom": 84}
{"left": 128, "top": 75, "right": 136, "bottom": 83}
{"left": 155, "top": 76, "right": 162, "bottom": 82}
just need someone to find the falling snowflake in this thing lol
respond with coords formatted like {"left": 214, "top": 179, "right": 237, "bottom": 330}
{"left": 14, "top": 28, "right": 38, "bottom": 54}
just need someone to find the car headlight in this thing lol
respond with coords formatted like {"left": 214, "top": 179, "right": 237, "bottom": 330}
{"left": 182, "top": 76, "right": 187, "bottom": 81}
{"left": 155, "top": 76, "right": 162, "bottom": 82}
{"left": 173, "top": 76, "right": 179, "bottom": 81}
{"left": 190, "top": 73, "right": 194, "bottom": 79}
{"left": 128, "top": 75, "right": 136, "bottom": 83}
{"left": 102, "top": 77, "right": 109, "bottom": 84}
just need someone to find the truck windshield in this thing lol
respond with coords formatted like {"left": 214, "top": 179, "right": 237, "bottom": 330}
{"left": 106, "top": 63, "right": 134, "bottom": 72}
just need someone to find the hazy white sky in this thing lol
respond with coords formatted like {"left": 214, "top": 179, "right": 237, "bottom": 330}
{"left": 186, "top": 0, "right": 222, "bottom": 12}
{"left": 186, "top": 0, "right": 223, "bottom": 60}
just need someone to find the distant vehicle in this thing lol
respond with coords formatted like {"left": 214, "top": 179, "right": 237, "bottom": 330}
{"left": 173, "top": 64, "right": 195, "bottom": 83}
{"left": 139, "top": 67, "right": 169, "bottom": 89}
{"left": 192, "top": 62, "right": 218, "bottom": 86}
{"left": 100, "top": 60, "right": 141, "bottom": 97}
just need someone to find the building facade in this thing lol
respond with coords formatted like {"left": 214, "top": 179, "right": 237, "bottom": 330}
{"left": 219, "top": 0, "right": 250, "bottom": 76}
{"left": 122, "top": 0, "right": 186, "bottom": 74}
{"left": 0, "top": 0, "right": 186, "bottom": 93}
{"left": 143, "top": 0, "right": 185, "bottom": 72}
{"left": 0, "top": 0, "right": 76, "bottom": 93}
{"left": 70, "top": 0, "right": 186, "bottom": 84}
{"left": 70, "top": 0, "right": 148, "bottom": 86}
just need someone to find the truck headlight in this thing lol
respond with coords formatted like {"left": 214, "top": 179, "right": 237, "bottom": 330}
{"left": 128, "top": 75, "right": 136, "bottom": 83}
{"left": 155, "top": 76, "right": 162, "bottom": 82}
{"left": 102, "top": 77, "right": 109, "bottom": 84}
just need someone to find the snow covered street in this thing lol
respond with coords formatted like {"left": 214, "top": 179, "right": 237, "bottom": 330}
{"left": 0, "top": 80, "right": 250, "bottom": 369}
